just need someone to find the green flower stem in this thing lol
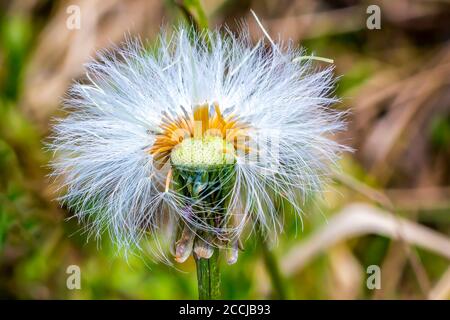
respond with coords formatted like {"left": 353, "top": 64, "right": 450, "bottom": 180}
{"left": 195, "top": 247, "right": 221, "bottom": 300}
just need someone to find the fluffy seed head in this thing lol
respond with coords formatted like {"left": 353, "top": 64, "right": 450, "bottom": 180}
{"left": 49, "top": 24, "right": 348, "bottom": 262}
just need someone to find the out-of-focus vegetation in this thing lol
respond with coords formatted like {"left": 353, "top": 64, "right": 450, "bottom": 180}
{"left": 0, "top": 0, "right": 449, "bottom": 299}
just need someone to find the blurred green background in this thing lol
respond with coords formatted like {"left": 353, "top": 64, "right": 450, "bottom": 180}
{"left": 0, "top": 0, "right": 449, "bottom": 299}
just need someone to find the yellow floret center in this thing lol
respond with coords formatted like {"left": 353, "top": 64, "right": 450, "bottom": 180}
{"left": 171, "top": 136, "right": 235, "bottom": 168}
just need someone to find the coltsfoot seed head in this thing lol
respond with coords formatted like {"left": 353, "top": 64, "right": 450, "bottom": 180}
{"left": 49, "top": 22, "right": 348, "bottom": 264}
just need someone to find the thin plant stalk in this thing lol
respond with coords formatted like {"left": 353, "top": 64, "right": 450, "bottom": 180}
{"left": 195, "top": 248, "right": 221, "bottom": 299}
{"left": 258, "top": 230, "right": 288, "bottom": 300}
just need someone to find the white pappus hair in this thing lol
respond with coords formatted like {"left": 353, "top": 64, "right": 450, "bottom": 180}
{"left": 49, "top": 23, "right": 347, "bottom": 262}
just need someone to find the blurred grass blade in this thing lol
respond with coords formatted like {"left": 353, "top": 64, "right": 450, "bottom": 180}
{"left": 175, "top": 0, "right": 209, "bottom": 31}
